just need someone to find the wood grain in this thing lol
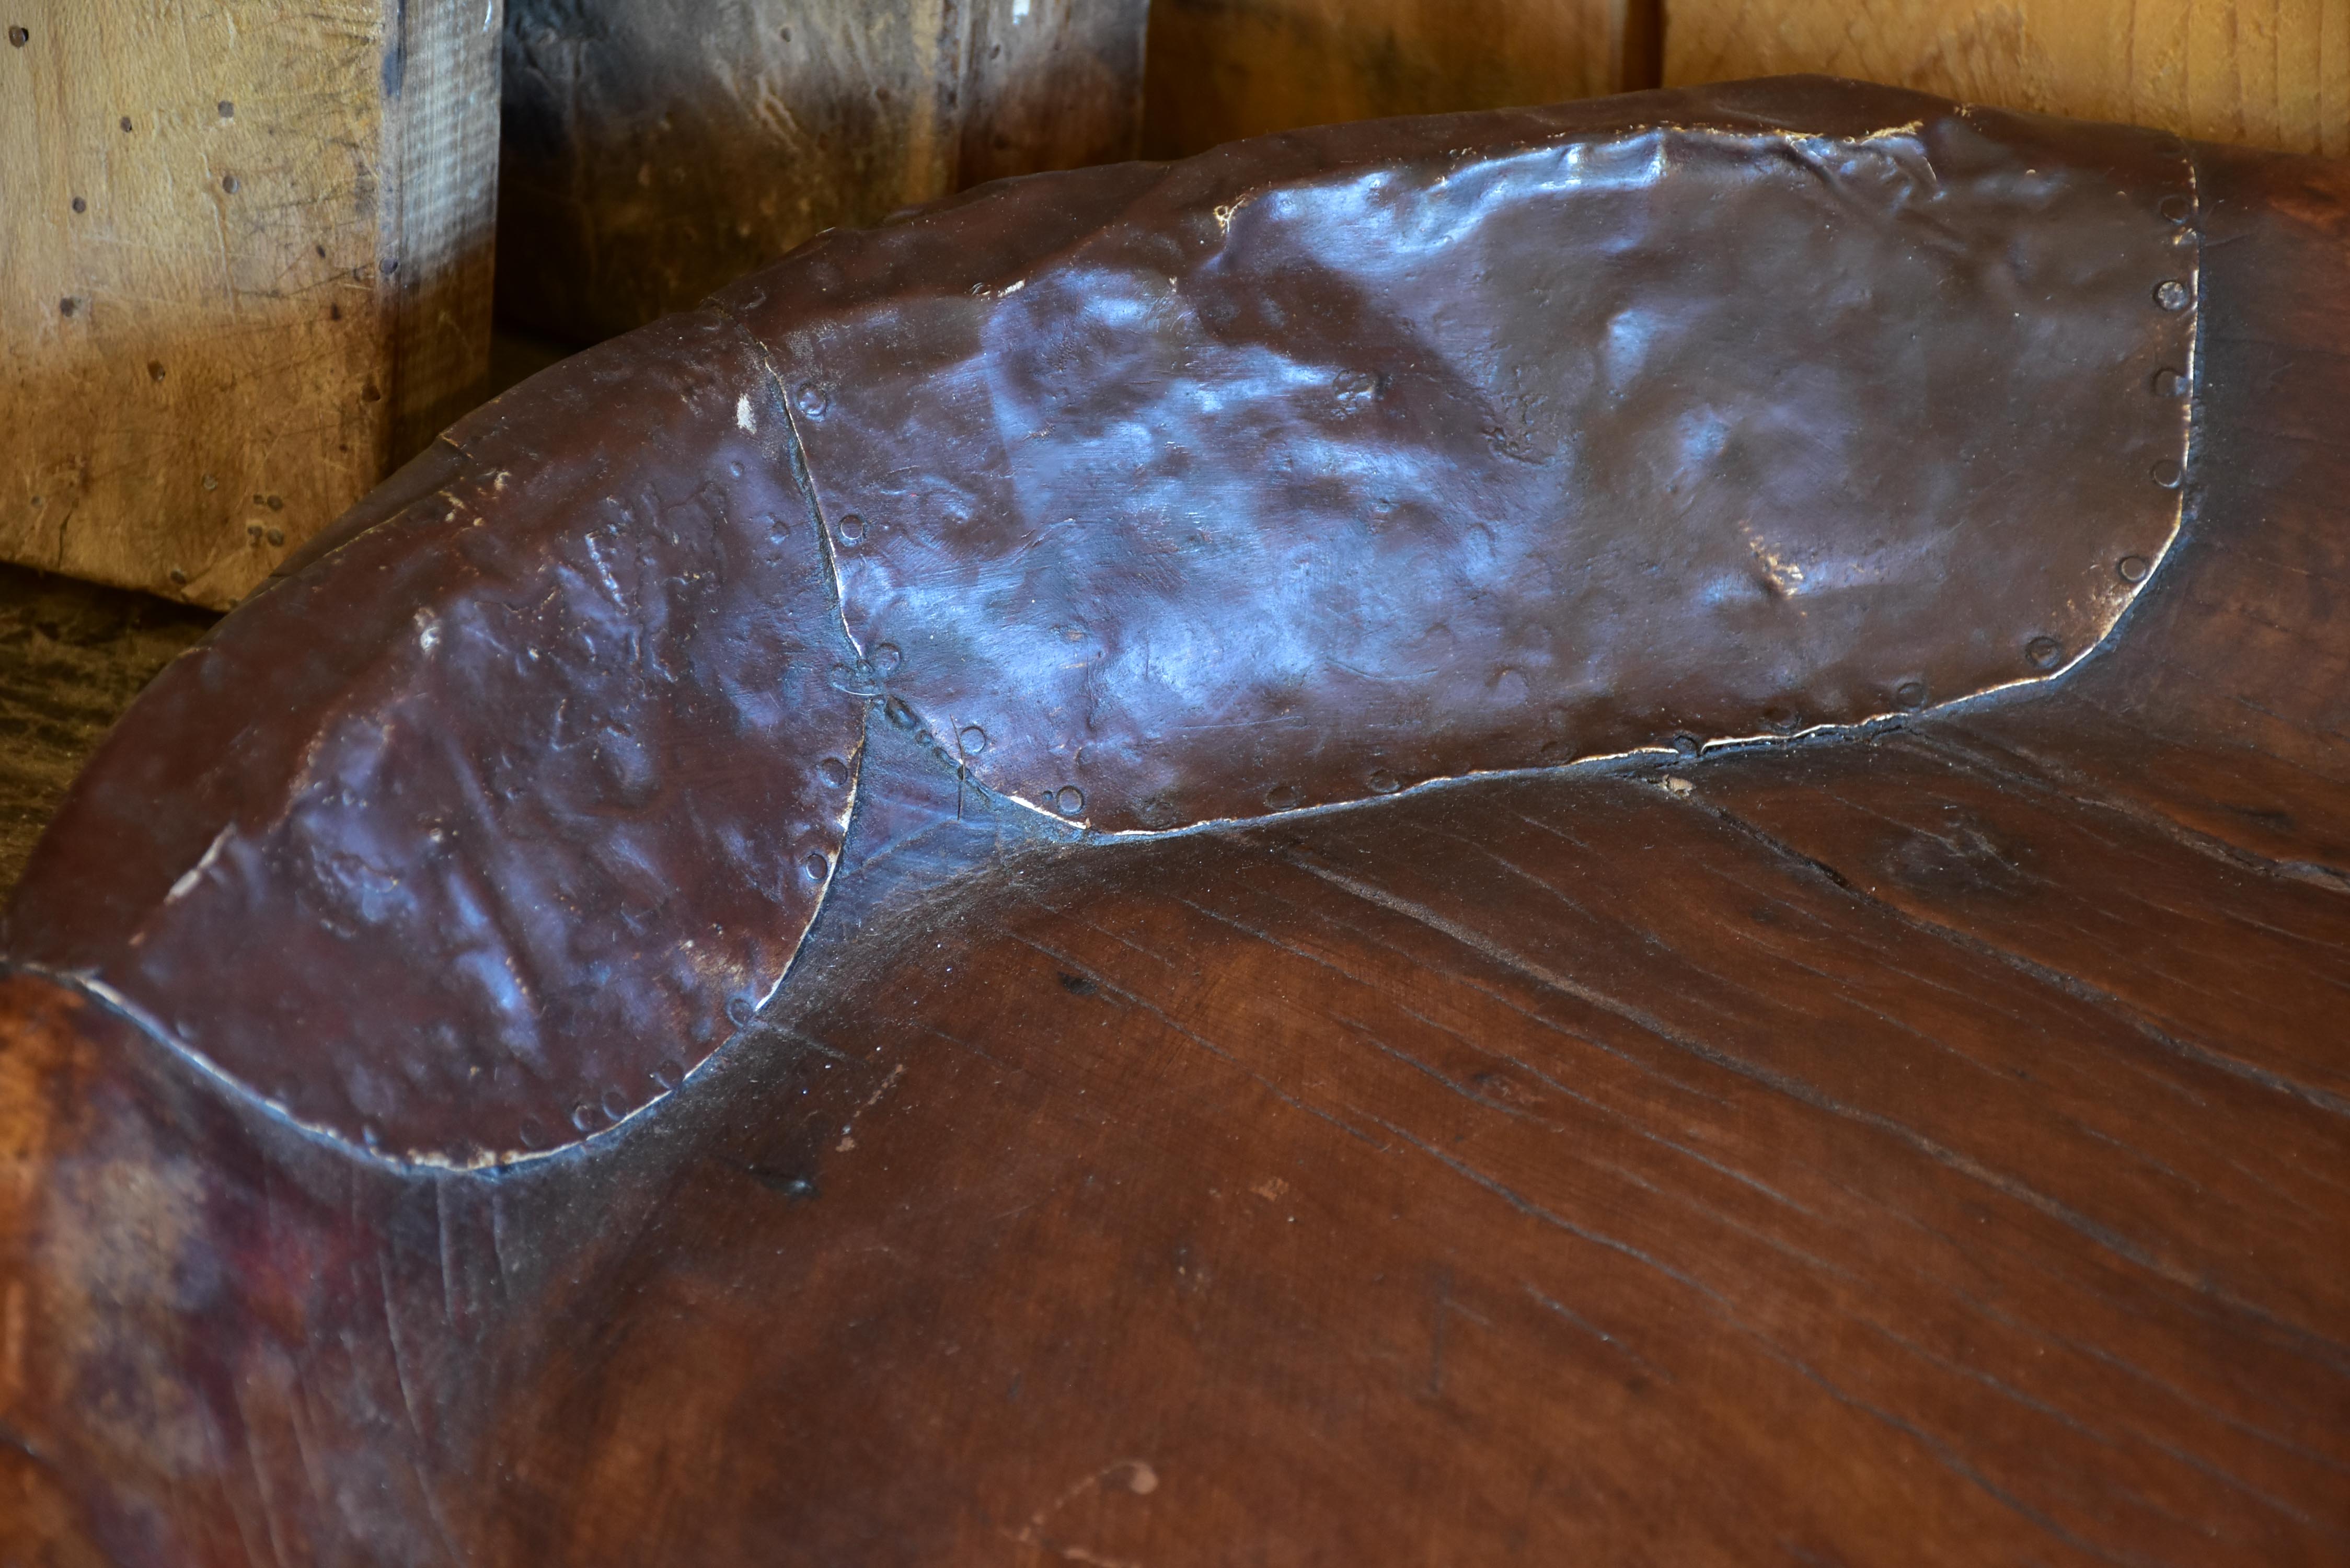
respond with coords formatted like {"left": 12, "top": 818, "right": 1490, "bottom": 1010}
{"left": 1664, "top": 0, "right": 2349, "bottom": 157}
{"left": 496, "top": 0, "right": 1151, "bottom": 344}
{"left": 0, "top": 0, "right": 501, "bottom": 609}
{"left": 0, "top": 564, "right": 212, "bottom": 897}
{"left": 1142, "top": 0, "right": 1660, "bottom": 158}
{"left": 1, "top": 130, "right": 2346, "bottom": 1566}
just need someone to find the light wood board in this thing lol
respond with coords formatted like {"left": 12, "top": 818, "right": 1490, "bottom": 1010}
{"left": 1664, "top": 0, "right": 2348, "bottom": 157}
{"left": 0, "top": 0, "right": 501, "bottom": 609}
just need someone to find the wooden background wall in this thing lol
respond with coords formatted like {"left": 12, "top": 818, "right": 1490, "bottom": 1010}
{"left": 1147, "top": 0, "right": 2343, "bottom": 157}
{"left": 2, "top": 0, "right": 2342, "bottom": 606}
{"left": 0, "top": 0, "right": 501, "bottom": 610}
{"left": 498, "top": 0, "right": 1153, "bottom": 344}
{"left": 1666, "top": 0, "right": 2346, "bottom": 158}
{"left": 1143, "top": 0, "right": 1658, "bottom": 157}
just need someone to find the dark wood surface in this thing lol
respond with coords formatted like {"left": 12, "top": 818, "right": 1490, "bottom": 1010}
{"left": 498, "top": 0, "right": 1151, "bottom": 344}
{"left": 0, "top": 564, "right": 213, "bottom": 894}
{"left": 1, "top": 137, "right": 2345, "bottom": 1566}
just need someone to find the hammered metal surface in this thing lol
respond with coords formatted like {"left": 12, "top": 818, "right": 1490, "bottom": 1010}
{"left": 1, "top": 313, "right": 863, "bottom": 1165}
{"left": 0, "top": 78, "right": 2201, "bottom": 1164}
{"left": 721, "top": 75, "right": 2197, "bottom": 833}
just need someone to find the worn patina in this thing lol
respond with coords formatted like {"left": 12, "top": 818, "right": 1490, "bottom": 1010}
{"left": 3, "top": 77, "right": 2198, "bottom": 1167}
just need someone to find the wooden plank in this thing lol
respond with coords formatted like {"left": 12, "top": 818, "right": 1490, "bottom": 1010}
{"left": 0, "top": 0, "right": 501, "bottom": 609}
{"left": 1663, "top": 0, "right": 2350, "bottom": 157}
{"left": 1141, "top": 0, "right": 1660, "bottom": 158}
{"left": 0, "top": 563, "right": 212, "bottom": 897}
{"left": 1694, "top": 730, "right": 2350, "bottom": 1106}
{"left": 496, "top": 0, "right": 1151, "bottom": 345}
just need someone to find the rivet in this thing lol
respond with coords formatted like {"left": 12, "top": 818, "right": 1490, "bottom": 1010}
{"left": 1671, "top": 734, "right": 1700, "bottom": 758}
{"left": 266, "top": 527, "right": 284, "bottom": 546}
{"left": 2158, "top": 193, "right": 2191, "bottom": 224}
{"left": 569, "top": 1102, "right": 596, "bottom": 1133}
{"left": 266, "top": 494, "right": 282, "bottom": 510}
{"left": 2153, "top": 280, "right": 2190, "bottom": 312}
{"left": 1264, "top": 782, "right": 1303, "bottom": 810}
{"left": 869, "top": 642, "right": 902, "bottom": 675}
{"left": 651, "top": 1058, "right": 686, "bottom": 1091}
{"left": 835, "top": 512, "right": 865, "bottom": 544}
{"left": 958, "top": 724, "right": 987, "bottom": 755}
{"left": 57, "top": 297, "right": 74, "bottom": 317}
{"left": 517, "top": 1118, "right": 546, "bottom": 1149}
{"left": 1056, "top": 786, "right": 1086, "bottom": 815}
{"left": 119, "top": 116, "right": 132, "bottom": 132}
{"left": 147, "top": 360, "right": 166, "bottom": 382}
{"left": 218, "top": 100, "right": 233, "bottom": 118}
{"left": 221, "top": 173, "right": 238, "bottom": 193}
{"left": 1366, "top": 769, "right": 1400, "bottom": 794}
{"left": 816, "top": 755, "right": 850, "bottom": 788}
{"left": 70, "top": 195, "right": 84, "bottom": 213}
{"left": 1894, "top": 681, "right": 1927, "bottom": 710}
{"left": 2117, "top": 555, "right": 2151, "bottom": 583}
{"left": 7, "top": 26, "right": 26, "bottom": 45}
{"left": 168, "top": 568, "right": 188, "bottom": 584}
{"left": 803, "top": 851, "right": 830, "bottom": 880}
{"left": 2025, "top": 636, "right": 2063, "bottom": 671}
{"left": 795, "top": 384, "right": 828, "bottom": 418}
{"left": 2151, "top": 367, "right": 2186, "bottom": 397}
{"left": 2150, "top": 458, "right": 2183, "bottom": 488}
{"left": 247, "top": 523, "right": 263, "bottom": 540}
{"left": 600, "top": 1087, "right": 629, "bottom": 1120}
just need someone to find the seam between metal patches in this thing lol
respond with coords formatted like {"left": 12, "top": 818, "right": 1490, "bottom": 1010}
{"left": 2176, "top": 139, "right": 2205, "bottom": 577}
{"left": 694, "top": 314, "right": 995, "bottom": 845}
{"left": 1, "top": 953, "right": 816, "bottom": 1175}
{"left": 707, "top": 299, "right": 862, "bottom": 664}
{"left": 0, "top": 959, "right": 486, "bottom": 1171}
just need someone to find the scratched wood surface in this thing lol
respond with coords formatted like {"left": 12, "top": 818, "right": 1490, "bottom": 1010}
{"left": 2, "top": 143, "right": 2346, "bottom": 1565}
{"left": 1142, "top": 0, "right": 1660, "bottom": 158}
{"left": 1664, "top": 0, "right": 2350, "bottom": 157}
{"left": 496, "top": 0, "right": 1151, "bottom": 345}
{"left": 0, "top": 0, "right": 501, "bottom": 609}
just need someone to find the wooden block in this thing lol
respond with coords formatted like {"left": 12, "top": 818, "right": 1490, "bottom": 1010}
{"left": 1663, "top": 0, "right": 2349, "bottom": 157}
{"left": 0, "top": 1, "right": 501, "bottom": 609}
{"left": 497, "top": 0, "right": 1151, "bottom": 344}
{"left": 1141, "top": 0, "right": 1661, "bottom": 159}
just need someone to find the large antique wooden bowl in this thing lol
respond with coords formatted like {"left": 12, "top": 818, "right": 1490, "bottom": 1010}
{"left": 3, "top": 78, "right": 2345, "bottom": 1565}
